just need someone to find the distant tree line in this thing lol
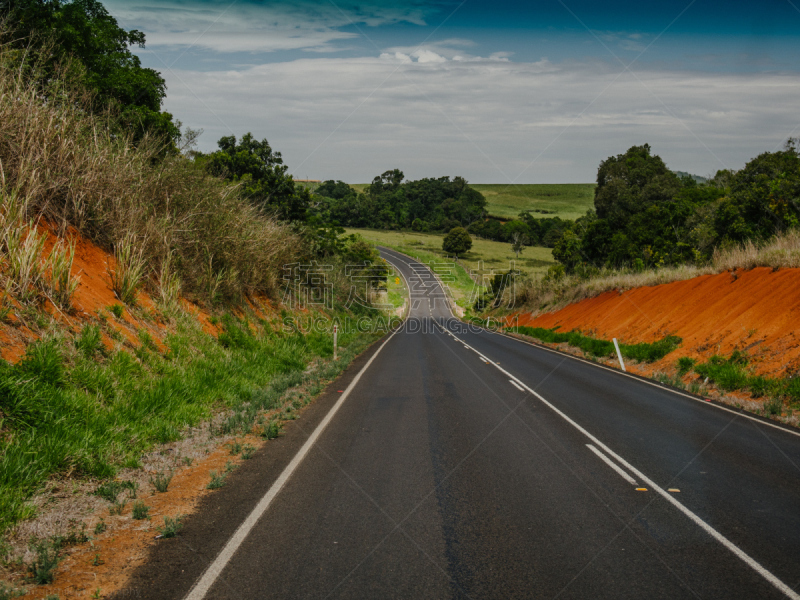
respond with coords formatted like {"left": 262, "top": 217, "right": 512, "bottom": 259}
{"left": 312, "top": 170, "right": 488, "bottom": 231}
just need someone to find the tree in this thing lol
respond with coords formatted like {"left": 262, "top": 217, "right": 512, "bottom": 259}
{"left": 442, "top": 227, "right": 472, "bottom": 257}
{"left": 4, "top": 0, "right": 179, "bottom": 146}
{"left": 510, "top": 232, "right": 529, "bottom": 260}
{"left": 204, "top": 133, "right": 309, "bottom": 221}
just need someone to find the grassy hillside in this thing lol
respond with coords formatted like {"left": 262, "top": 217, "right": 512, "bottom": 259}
{"left": 471, "top": 184, "right": 595, "bottom": 220}
{"left": 346, "top": 183, "right": 595, "bottom": 221}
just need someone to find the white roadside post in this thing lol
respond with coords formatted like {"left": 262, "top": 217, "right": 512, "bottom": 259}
{"left": 333, "top": 324, "right": 338, "bottom": 361}
{"left": 613, "top": 338, "right": 626, "bottom": 372}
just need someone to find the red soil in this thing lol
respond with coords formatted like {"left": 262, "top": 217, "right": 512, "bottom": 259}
{"left": 506, "top": 267, "right": 800, "bottom": 378}
{"left": 1, "top": 224, "right": 287, "bottom": 598}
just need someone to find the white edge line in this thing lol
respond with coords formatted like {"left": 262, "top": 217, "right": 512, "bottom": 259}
{"left": 494, "top": 330, "right": 800, "bottom": 440}
{"left": 449, "top": 331, "right": 800, "bottom": 600}
{"left": 184, "top": 325, "right": 404, "bottom": 600}
{"left": 586, "top": 444, "right": 638, "bottom": 486}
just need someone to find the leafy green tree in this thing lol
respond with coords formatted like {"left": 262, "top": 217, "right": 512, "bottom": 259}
{"left": 595, "top": 144, "right": 682, "bottom": 223}
{"left": 442, "top": 227, "right": 472, "bottom": 257}
{"left": 4, "top": 0, "right": 179, "bottom": 146}
{"left": 203, "top": 133, "right": 309, "bottom": 221}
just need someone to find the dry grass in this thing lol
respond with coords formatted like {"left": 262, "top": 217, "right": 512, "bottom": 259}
{"left": 513, "top": 228, "right": 800, "bottom": 312}
{"left": 0, "top": 37, "right": 300, "bottom": 306}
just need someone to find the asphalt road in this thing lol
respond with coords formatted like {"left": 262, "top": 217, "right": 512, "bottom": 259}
{"left": 124, "top": 247, "right": 800, "bottom": 600}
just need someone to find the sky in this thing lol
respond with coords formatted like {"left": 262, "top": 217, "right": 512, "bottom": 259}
{"left": 104, "top": 0, "right": 800, "bottom": 183}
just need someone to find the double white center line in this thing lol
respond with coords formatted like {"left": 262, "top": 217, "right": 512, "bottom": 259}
{"left": 586, "top": 444, "right": 638, "bottom": 486}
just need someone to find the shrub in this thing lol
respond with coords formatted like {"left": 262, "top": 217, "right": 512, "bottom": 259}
{"left": 149, "top": 471, "right": 172, "bottom": 493}
{"left": 94, "top": 480, "right": 136, "bottom": 504}
{"left": 109, "top": 304, "right": 124, "bottom": 319}
{"left": 206, "top": 471, "right": 226, "bottom": 490}
{"left": 261, "top": 420, "right": 282, "bottom": 440}
{"left": 28, "top": 540, "right": 60, "bottom": 584}
{"left": 677, "top": 356, "right": 696, "bottom": 375}
{"left": 132, "top": 501, "right": 150, "bottom": 520}
{"left": 156, "top": 515, "right": 184, "bottom": 539}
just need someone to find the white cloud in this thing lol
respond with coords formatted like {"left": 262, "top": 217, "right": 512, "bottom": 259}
{"left": 159, "top": 56, "right": 800, "bottom": 183}
{"left": 104, "top": 0, "right": 435, "bottom": 53}
{"left": 413, "top": 49, "right": 447, "bottom": 63}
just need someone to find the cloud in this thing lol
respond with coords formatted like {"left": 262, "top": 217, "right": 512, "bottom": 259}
{"left": 158, "top": 55, "right": 800, "bottom": 183}
{"left": 104, "top": 0, "right": 436, "bottom": 53}
{"left": 382, "top": 39, "right": 513, "bottom": 63}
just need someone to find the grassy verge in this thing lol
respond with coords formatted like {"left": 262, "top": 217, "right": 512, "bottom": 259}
{"left": 0, "top": 309, "right": 394, "bottom": 532}
{"left": 676, "top": 353, "right": 800, "bottom": 416}
{"left": 505, "top": 326, "right": 682, "bottom": 362}
{"left": 384, "top": 268, "right": 408, "bottom": 311}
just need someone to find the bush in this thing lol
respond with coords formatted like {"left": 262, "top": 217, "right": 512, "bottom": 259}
{"left": 149, "top": 471, "right": 172, "bottom": 493}
{"left": 156, "top": 515, "right": 184, "bottom": 539}
{"left": 28, "top": 540, "right": 60, "bottom": 584}
{"left": 442, "top": 227, "right": 472, "bottom": 257}
{"left": 132, "top": 501, "right": 150, "bottom": 520}
{"left": 677, "top": 357, "right": 696, "bottom": 375}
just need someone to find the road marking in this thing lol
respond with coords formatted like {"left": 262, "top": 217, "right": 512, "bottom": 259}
{"left": 509, "top": 379, "right": 525, "bottom": 392}
{"left": 586, "top": 444, "right": 638, "bottom": 486}
{"left": 440, "top": 327, "right": 800, "bottom": 600}
{"left": 184, "top": 326, "right": 403, "bottom": 600}
{"left": 493, "top": 330, "right": 800, "bottom": 440}
{"left": 390, "top": 252, "right": 800, "bottom": 600}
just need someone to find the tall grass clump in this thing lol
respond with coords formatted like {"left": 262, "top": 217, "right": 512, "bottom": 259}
{"left": 109, "top": 234, "right": 146, "bottom": 305}
{"left": 0, "top": 35, "right": 299, "bottom": 305}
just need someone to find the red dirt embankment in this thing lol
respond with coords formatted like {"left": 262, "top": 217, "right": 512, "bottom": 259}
{"left": 507, "top": 267, "right": 800, "bottom": 378}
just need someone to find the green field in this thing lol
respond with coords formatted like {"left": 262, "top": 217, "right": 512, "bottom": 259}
{"left": 345, "top": 183, "right": 595, "bottom": 221}
{"left": 348, "top": 228, "right": 556, "bottom": 310}
{"left": 470, "top": 184, "right": 595, "bottom": 220}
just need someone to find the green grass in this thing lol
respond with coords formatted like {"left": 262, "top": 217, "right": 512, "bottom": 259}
{"left": 0, "top": 311, "right": 391, "bottom": 532}
{"left": 507, "top": 326, "right": 682, "bottom": 362}
{"left": 464, "top": 184, "right": 595, "bottom": 220}
{"left": 689, "top": 354, "right": 800, "bottom": 414}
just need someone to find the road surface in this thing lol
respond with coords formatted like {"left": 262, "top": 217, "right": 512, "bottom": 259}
{"left": 123, "top": 247, "right": 800, "bottom": 599}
